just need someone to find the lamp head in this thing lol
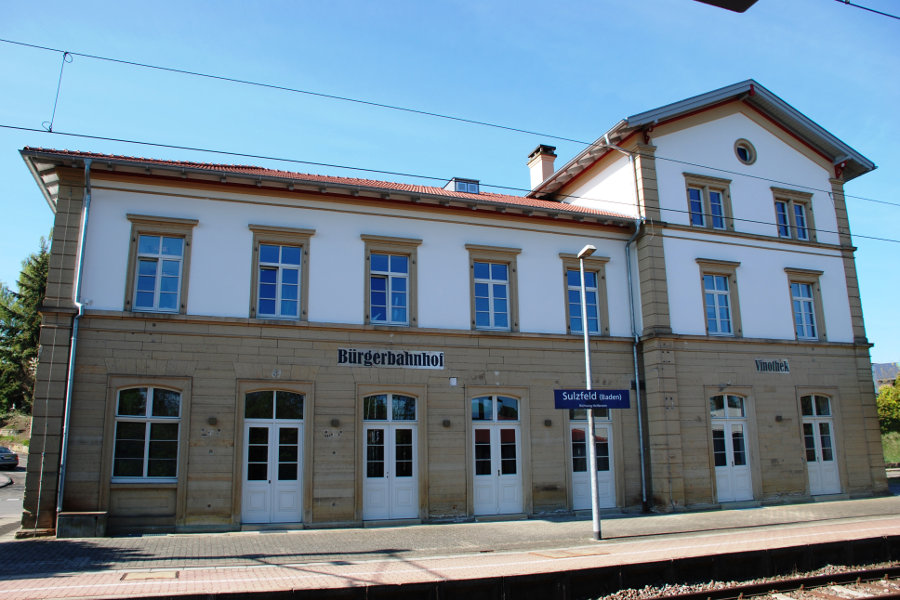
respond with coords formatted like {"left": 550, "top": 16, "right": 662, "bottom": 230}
{"left": 577, "top": 244, "right": 597, "bottom": 259}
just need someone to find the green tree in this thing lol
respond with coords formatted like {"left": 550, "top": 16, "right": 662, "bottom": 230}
{"left": 0, "top": 238, "right": 49, "bottom": 413}
{"left": 877, "top": 376, "right": 900, "bottom": 435}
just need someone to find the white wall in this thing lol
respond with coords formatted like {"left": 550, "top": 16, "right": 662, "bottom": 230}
{"left": 653, "top": 112, "right": 838, "bottom": 244}
{"left": 664, "top": 234, "right": 853, "bottom": 342}
{"left": 560, "top": 154, "right": 639, "bottom": 218}
{"left": 80, "top": 185, "right": 634, "bottom": 337}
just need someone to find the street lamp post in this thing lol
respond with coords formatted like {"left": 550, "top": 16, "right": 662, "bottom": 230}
{"left": 577, "top": 244, "right": 602, "bottom": 541}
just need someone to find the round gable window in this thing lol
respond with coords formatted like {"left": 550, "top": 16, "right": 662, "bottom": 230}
{"left": 734, "top": 139, "right": 756, "bottom": 165}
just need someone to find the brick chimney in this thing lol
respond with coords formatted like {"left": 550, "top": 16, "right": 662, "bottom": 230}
{"left": 527, "top": 145, "right": 557, "bottom": 190}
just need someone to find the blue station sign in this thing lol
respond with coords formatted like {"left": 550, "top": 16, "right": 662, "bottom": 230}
{"left": 554, "top": 389, "right": 630, "bottom": 409}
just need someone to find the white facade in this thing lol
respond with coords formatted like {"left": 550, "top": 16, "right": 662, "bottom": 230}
{"left": 79, "top": 184, "right": 635, "bottom": 336}
{"left": 653, "top": 111, "right": 839, "bottom": 244}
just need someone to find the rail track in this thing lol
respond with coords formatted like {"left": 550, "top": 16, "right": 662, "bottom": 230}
{"left": 642, "top": 565, "right": 900, "bottom": 600}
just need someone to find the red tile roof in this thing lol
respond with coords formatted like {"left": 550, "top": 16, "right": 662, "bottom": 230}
{"left": 22, "top": 147, "right": 633, "bottom": 221}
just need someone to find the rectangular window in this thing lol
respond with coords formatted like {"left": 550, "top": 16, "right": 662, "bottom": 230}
{"left": 258, "top": 244, "right": 301, "bottom": 318}
{"left": 791, "top": 282, "right": 816, "bottom": 339}
{"left": 363, "top": 235, "right": 421, "bottom": 326}
{"left": 113, "top": 386, "right": 181, "bottom": 480}
{"left": 568, "top": 269, "right": 599, "bottom": 334}
{"left": 467, "top": 245, "right": 520, "bottom": 332}
{"left": 474, "top": 261, "right": 509, "bottom": 330}
{"left": 772, "top": 188, "right": 815, "bottom": 242}
{"left": 561, "top": 253, "right": 610, "bottom": 336}
{"left": 125, "top": 215, "right": 198, "bottom": 314}
{"left": 785, "top": 268, "right": 826, "bottom": 341}
{"left": 134, "top": 235, "right": 183, "bottom": 312}
{"left": 684, "top": 174, "right": 733, "bottom": 231}
{"left": 697, "top": 259, "right": 742, "bottom": 337}
{"left": 370, "top": 254, "right": 409, "bottom": 324}
{"left": 249, "top": 225, "right": 314, "bottom": 320}
{"left": 704, "top": 274, "right": 732, "bottom": 335}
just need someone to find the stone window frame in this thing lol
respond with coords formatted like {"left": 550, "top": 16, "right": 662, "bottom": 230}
{"left": 696, "top": 258, "right": 743, "bottom": 337}
{"left": 466, "top": 244, "right": 521, "bottom": 332}
{"left": 684, "top": 173, "right": 734, "bottom": 232}
{"left": 361, "top": 235, "right": 422, "bottom": 327}
{"left": 734, "top": 139, "right": 757, "bottom": 165}
{"left": 124, "top": 214, "right": 199, "bottom": 314}
{"left": 784, "top": 267, "right": 827, "bottom": 341}
{"left": 101, "top": 375, "right": 192, "bottom": 488}
{"left": 772, "top": 187, "right": 816, "bottom": 242}
{"left": 559, "top": 253, "right": 611, "bottom": 337}
{"left": 248, "top": 225, "right": 315, "bottom": 321}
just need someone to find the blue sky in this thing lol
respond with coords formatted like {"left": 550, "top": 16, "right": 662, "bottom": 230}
{"left": 1, "top": 0, "right": 898, "bottom": 362}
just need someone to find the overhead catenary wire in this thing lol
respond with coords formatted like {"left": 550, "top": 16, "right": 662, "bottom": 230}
{"left": 835, "top": 0, "right": 900, "bottom": 21}
{"left": 0, "top": 36, "right": 895, "bottom": 209}
{"left": 5, "top": 123, "right": 898, "bottom": 245}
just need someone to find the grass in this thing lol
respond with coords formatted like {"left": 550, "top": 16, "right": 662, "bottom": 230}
{"left": 883, "top": 431, "right": 900, "bottom": 466}
{"left": 0, "top": 411, "right": 31, "bottom": 449}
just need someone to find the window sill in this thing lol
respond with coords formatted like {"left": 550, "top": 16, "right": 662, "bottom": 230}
{"left": 110, "top": 480, "right": 177, "bottom": 488}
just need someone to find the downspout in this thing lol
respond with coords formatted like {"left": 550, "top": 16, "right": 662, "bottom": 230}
{"left": 56, "top": 158, "right": 92, "bottom": 518}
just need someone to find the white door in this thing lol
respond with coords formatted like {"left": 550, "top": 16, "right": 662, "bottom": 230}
{"left": 473, "top": 425, "right": 522, "bottom": 515}
{"left": 802, "top": 395, "right": 841, "bottom": 495}
{"left": 362, "top": 394, "right": 418, "bottom": 521}
{"left": 472, "top": 394, "right": 523, "bottom": 516}
{"left": 241, "top": 390, "right": 305, "bottom": 524}
{"left": 710, "top": 395, "right": 753, "bottom": 503}
{"left": 570, "top": 421, "right": 615, "bottom": 510}
{"left": 242, "top": 423, "right": 303, "bottom": 523}
{"left": 363, "top": 424, "right": 418, "bottom": 520}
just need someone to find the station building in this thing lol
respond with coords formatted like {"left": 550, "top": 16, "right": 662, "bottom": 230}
{"left": 20, "top": 80, "right": 887, "bottom": 535}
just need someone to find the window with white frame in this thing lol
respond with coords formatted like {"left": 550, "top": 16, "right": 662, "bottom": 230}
{"left": 257, "top": 244, "right": 301, "bottom": 318}
{"left": 697, "top": 259, "right": 742, "bottom": 337}
{"left": 791, "top": 282, "right": 817, "bottom": 339}
{"left": 773, "top": 188, "right": 815, "bottom": 242}
{"left": 704, "top": 274, "right": 732, "bottom": 335}
{"left": 134, "top": 235, "right": 184, "bottom": 312}
{"left": 363, "top": 235, "right": 421, "bottom": 326}
{"left": 567, "top": 268, "right": 600, "bottom": 334}
{"left": 249, "top": 225, "right": 314, "bottom": 320}
{"left": 113, "top": 387, "right": 181, "bottom": 480}
{"left": 467, "top": 245, "right": 520, "bottom": 332}
{"left": 474, "top": 262, "right": 509, "bottom": 330}
{"left": 785, "top": 268, "right": 826, "bottom": 341}
{"left": 370, "top": 254, "right": 409, "bottom": 325}
{"left": 560, "top": 253, "right": 610, "bottom": 336}
{"left": 125, "top": 215, "right": 197, "bottom": 314}
{"left": 684, "top": 174, "right": 733, "bottom": 231}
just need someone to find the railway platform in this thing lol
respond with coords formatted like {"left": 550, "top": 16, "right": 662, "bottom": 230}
{"left": 1, "top": 495, "right": 899, "bottom": 599}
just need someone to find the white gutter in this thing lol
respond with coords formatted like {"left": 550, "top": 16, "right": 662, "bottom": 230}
{"left": 55, "top": 158, "right": 92, "bottom": 517}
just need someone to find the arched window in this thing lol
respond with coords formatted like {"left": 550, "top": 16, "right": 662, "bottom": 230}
{"left": 113, "top": 386, "right": 181, "bottom": 480}
{"left": 363, "top": 394, "right": 416, "bottom": 421}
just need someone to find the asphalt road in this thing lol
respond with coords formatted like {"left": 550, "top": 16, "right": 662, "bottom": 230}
{"left": 0, "top": 452, "right": 25, "bottom": 537}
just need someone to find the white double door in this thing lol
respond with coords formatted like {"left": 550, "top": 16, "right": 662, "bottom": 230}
{"left": 363, "top": 424, "right": 418, "bottom": 520}
{"left": 473, "top": 425, "right": 522, "bottom": 515}
{"left": 804, "top": 418, "right": 840, "bottom": 495}
{"left": 712, "top": 420, "right": 753, "bottom": 502}
{"left": 242, "top": 421, "right": 303, "bottom": 524}
{"left": 570, "top": 422, "right": 615, "bottom": 510}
